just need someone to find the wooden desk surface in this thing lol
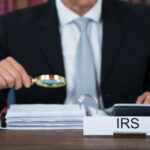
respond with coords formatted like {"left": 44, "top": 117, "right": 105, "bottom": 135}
{"left": 0, "top": 130, "right": 150, "bottom": 150}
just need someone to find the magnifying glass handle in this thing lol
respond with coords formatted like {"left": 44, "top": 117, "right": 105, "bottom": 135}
{"left": 32, "top": 78, "right": 38, "bottom": 84}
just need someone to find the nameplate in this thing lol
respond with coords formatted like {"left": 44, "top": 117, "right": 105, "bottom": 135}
{"left": 83, "top": 117, "right": 150, "bottom": 136}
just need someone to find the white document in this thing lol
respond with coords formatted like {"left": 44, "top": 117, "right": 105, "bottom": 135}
{"left": 0, "top": 104, "right": 111, "bottom": 130}
{"left": 3, "top": 104, "right": 86, "bottom": 130}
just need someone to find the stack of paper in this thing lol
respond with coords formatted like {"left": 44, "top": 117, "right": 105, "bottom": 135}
{"left": 5, "top": 104, "right": 86, "bottom": 129}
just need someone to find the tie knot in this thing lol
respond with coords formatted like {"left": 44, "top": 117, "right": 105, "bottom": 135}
{"left": 74, "top": 17, "right": 90, "bottom": 32}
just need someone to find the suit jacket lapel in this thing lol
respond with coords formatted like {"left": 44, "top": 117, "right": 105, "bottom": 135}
{"left": 35, "top": 0, "right": 65, "bottom": 76}
{"left": 101, "top": 0, "right": 125, "bottom": 85}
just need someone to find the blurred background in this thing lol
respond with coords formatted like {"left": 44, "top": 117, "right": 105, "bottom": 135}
{"left": 0, "top": 0, "right": 48, "bottom": 15}
{"left": 0, "top": 0, "right": 150, "bottom": 16}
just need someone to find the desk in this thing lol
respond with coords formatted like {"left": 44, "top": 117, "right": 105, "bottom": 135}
{"left": 0, "top": 130, "right": 150, "bottom": 150}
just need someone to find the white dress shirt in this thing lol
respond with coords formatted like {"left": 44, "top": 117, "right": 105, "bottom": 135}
{"left": 56, "top": 0, "right": 103, "bottom": 105}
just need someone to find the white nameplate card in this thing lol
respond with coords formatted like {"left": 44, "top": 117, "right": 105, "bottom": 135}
{"left": 84, "top": 117, "right": 150, "bottom": 136}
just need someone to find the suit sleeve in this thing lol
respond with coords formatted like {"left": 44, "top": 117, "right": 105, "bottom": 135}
{"left": 146, "top": 53, "right": 150, "bottom": 91}
{"left": 146, "top": 18, "right": 150, "bottom": 91}
{"left": 0, "top": 16, "right": 9, "bottom": 112}
{"left": 144, "top": 32, "right": 150, "bottom": 92}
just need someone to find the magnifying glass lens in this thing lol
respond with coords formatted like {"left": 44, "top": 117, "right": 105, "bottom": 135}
{"left": 37, "top": 79, "right": 64, "bottom": 85}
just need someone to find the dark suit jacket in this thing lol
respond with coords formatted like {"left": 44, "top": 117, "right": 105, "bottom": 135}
{"left": 0, "top": 0, "right": 150, "bottom": 110}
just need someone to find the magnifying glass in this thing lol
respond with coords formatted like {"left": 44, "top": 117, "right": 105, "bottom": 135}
{"left": 32, "top": 75, "right": 66, "bottom": 88}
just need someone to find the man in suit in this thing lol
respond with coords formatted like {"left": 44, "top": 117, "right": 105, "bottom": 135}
{"left": 0, "top": 0, "right": 150, "bottom": 111}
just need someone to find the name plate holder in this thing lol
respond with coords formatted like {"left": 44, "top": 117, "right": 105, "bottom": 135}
{"left": 83, "top": 116, "right": 150, "bottom": 137}
{"left": 113, "top": 133, "right": 146, "bottom": 138}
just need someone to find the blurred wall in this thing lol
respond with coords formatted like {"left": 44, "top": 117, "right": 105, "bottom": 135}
{"left": 0, "top": 0, "right": 48, "bottom": 15}
{"left": 0, "top": 0, "right": 150, "bottom": 16}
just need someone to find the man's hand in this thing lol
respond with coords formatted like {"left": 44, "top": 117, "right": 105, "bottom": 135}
{"left": 0, "top": 57, "right": 32, "bottom": 90}
{"left": 136, "top": 91, "right": 150, "bottom": 104}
